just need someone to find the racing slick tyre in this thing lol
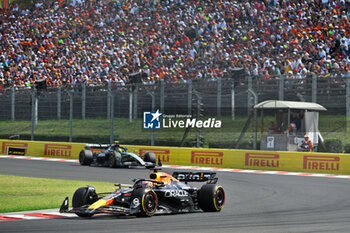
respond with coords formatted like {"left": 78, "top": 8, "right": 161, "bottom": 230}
{"left": 144, "top": 152, "right": 156, "bottom": 164}
{"left": 79, "top": 150, "right": 93, "bottom": 166}
{"left": 109, "top": 151, "right": 122, "bottom": 168}
{"left": 198, "top": 184, "right": 225, "bottom": 212}
{"left": 72, "top": 187, "right": 97, "bottom": 217}
{"left": 132, "top": 188, "right": 158, "bottom": 217}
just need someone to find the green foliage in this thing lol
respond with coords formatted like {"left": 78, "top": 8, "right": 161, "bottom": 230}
{"left": 239, "top": 141, "right": 253, "bottom": 149}
{"left": 208, "top": 140, "right": 260, "bottom": 150}
{"left": 208, "top": 142, "right": 233, "bottom": 149}
{"left": 318, "top": 139, "right": 343, "bottom": 153}
{"left": 344, "top": 144, "right": 350, "bottom": 153}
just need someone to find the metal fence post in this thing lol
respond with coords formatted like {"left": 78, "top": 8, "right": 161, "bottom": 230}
{"left": 279, "top": 75, "right": 284, "bottom": 100}
{"left": 11, "top": 86, "right": 15, "bottom": 121}
{"left": 196, "top": 92, "right": 202, "bottom": 148}
{"left": 31, "top": 89, "right": 36, "bottom": 141}
{"left": 110, "top": 93, "right": 114, "bottom": 144}
{"left": 69, "top": 88, "right": 73, "bottom": 142}
{"left": 82, "top": 82, "right": 86, "bottom": 120}
{"left": 248, "top": 88, "right": 258, "bottom": 150}
{"left": 147, "top": 90, "right": 156, "bottom": 146}
{"left": 312, "top": 74, "right": 317, "bottom": 103}
{"left": 133, "top": 84, "right": 138, "bottom": 119}
{"left": 57, "top": 86, "right": 61, "bottom": 120}
{"left": 346, "top": 72, "right": 350, "bottom": 133}
{"left": 192, "top": 90, "right": 202, "bottom": 148}
{"left": 160, "top": 80, "right": 164, "bottom": 113}
{"left": 129, "top": 87, "right": 133, "bottom": 123}
{"left": 188, "top": 80, "right": 192, "bottom": 115}
{"left": 107, "top": 82, "right": 111, "bottom": 119}
{"left": 34, "top": 91, "right": 38, "bottom": 125}
{"left": 152, "top": 92, "right": 155, "bottom": 146}
{"left": 247, "top": 76, "right": 252, "bottom": 115}
{"left": 217, "top": 78, "right": 221, "bottom": 117}
{"left": 231, "top": 83, "right": 235, "bottom": 121}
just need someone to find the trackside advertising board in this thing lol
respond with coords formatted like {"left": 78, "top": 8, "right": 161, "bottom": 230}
{"left": 1, "top": 140, "right": 350, "bottom": 175}
{"left": 0, "top": 140, "right": 85, "bottom": 159}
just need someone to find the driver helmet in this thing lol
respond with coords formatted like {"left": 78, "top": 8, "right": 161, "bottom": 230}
{"left": 304, "top": 134, "right": 309, "bottom": 139}
{"left": 111, "top": 143, "right": 120, "bottom": 149}
{"left": 141, "top": 181, "right": 153, "bottom": 188}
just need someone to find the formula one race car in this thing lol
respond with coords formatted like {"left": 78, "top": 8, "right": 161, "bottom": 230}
{"left": 59, "top": 169, "right": 225, "bottom": 217}
{"left": 79, "top": 143, "right": 156, "bottom": 168}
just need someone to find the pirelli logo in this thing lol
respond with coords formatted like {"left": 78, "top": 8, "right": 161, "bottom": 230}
{"left": 44, "top": 144, "right": 72, "bottom": 157}
{"left": 303, "top": 155, "right": 340, "bottom": 171}
{"left": 139, "top": 148, "right": 170, "bottom": 162}
{"left": 245, "top": 153, "right": 280, "bottom": 168}
{"left": 2, "top": 142, "right": 28, "bottom": 154}
{"left": 191, "top": 151, "right": 223, "bottom": 165}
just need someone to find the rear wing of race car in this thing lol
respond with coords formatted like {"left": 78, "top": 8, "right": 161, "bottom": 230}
{"left": 85, "top": 143, "right": 110, "bottom": 149}
{"left": 172, "top": 172, "right": 217, "bottom": 184}
{"left": 85, "top": 144, "right": 110, "bottom": 153}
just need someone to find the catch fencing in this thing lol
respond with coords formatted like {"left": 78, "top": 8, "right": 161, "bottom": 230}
{"left": 0, "top": 73, "right": 349, "bottom": 147}
{"left": 1, "top": 74, "right": 349, "bottom": 120}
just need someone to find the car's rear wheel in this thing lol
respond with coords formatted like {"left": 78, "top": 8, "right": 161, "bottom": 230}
{"left": 109, "top": 151, "right": 121, "bottom": 168}
{"left": 198, "top": 184, "right": 225, "bottom": 212}
{"left": 79, "top": 150, "right": 93, "bottom": 166}
{"left": 72, "top": 187, "right": 97, "bottom": 217}
{"left": 132, "top": 188, "right": 158, "bottom": 217}
{"left": 144, "top": 152, "right": 156, "bottom": 164}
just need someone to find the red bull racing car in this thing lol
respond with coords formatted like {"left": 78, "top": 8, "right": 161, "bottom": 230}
{"left": 59, "top": 169, "right": 225, "bottom": 217}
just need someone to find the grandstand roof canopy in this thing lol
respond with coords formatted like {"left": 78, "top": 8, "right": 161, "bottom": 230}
{"left": 254, "top": 100, "right": 327, "bottom": 111}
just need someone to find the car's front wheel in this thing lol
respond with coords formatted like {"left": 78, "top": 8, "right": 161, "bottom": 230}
{"left": 198, "top": 184, "right": 225, "bottom": 212}
{"left": 72, "top": 187, "right": 97, "bottom": 217}
{"left": 144, "top": 152, "right": 156, "bottom": 164}
{"left": 132, "top": 188, "right": 158, "bottom": 217}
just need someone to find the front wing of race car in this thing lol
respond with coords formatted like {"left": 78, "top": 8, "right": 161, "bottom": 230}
{"left": 59, "top": 197, "right": 132, "bottom": 215}
{"left": 119, "top": 152, "right": 157, "bottom": 168}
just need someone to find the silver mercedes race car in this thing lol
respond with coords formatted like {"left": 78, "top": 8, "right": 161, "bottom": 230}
{"left": 79, "top": 143, "right": 156, "bottom": 168}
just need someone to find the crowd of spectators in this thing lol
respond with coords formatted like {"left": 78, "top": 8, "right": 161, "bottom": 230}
{"left": 1, "top": 0, "right": 350, "bottom": 89}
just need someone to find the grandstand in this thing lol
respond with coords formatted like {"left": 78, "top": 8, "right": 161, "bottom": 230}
{"left": 0, "top": 0, "right": 349, "bottom": 89}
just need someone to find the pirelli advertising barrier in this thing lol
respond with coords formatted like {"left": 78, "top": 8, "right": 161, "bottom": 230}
{"left": 125, "top": 145, "right": 349, "bottom": 174}
{"left": 1, "top": 139, "right": 350, "bottom": 175}
{"left": 0, "top": 140, "right": 84, "bottom": 158}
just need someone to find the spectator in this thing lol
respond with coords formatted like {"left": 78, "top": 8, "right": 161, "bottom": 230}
{"left": 0, "top": 0, "right": 349, "bottom": 89}
{"left": 288, "top": 121, "right": 297, "bottom": 136}
{"left": 268, "top": 122, "right": 277, "bottom": 135}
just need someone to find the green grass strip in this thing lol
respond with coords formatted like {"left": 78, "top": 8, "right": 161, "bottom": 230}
{"left": 0, "top": 174, "right": 114, "bottom": 213}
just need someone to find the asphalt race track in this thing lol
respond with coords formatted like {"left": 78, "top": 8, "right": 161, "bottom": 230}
{"left": 1, "top": 158, "right": 350, "bottom": 233}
